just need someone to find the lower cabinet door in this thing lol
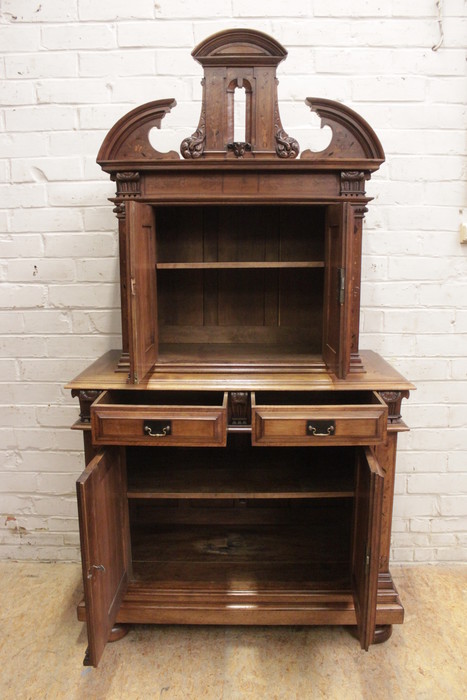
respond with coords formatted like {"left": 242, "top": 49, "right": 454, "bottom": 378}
{"left": 76, "top": 447, "right": 130, "bottom": 667}
{"left": 352, "top": 446, "right": 384, "bottom": 650}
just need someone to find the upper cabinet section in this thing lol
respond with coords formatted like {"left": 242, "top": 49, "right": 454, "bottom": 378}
{"left": 97, "top": 28, "right": 384, "bottom": 173}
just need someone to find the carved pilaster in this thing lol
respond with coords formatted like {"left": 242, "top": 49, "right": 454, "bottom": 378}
{"left": 112, "top": 172, "right": 141, "bottom": 198}
{"left": 340, "top": 171, "right": 366, "bottom": 197}
{"left": 71, "top": 389, "right": 100, "bottom": 423}
{"left": 378, "top": 390, "right": 410, "bottom": 424}
{"left": 229, "top": 392, "right": 251, "bottom": 425}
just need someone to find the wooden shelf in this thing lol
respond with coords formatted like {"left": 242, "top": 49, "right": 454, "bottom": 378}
{"left": 127, "top": 446, "right": 354, "bottom": 500}
{"left": 130, "top": 521, "right": 351, "bottom": 590}
{"left": 156, "top": 344, "right": 324, "bottom": 368}
{"left": 156, "top": 261, "right": 325, "bottom": 270}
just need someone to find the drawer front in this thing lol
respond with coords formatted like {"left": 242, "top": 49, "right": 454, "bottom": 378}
{"left": 91, "top": 392, "right": 227, "bottom": 447}
{"left": 252, "top": 393, "right": 387, "bottom": 446}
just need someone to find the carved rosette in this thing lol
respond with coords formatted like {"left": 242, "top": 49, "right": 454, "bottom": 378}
{"left": 340, "top": 171, "right": 366, "bottom": 197}
{"left": 112, "top": 172, "right": 141, "bottom": 198}
{"left": 227, "top": 142, "right": 252, "bottom": 158}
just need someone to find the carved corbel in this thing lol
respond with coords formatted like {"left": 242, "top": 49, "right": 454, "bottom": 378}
{"left": 181, "top": 79, "right": 206, "bottom": 159}
{"left": 113, "top": 203, "right": 126, "bottom": 220}
{"left": 340, "top": 171, "right": 366, "bottom": 197}
{"left": 112, "top": 172, "right": 141, "bottom": 198}
{"left": 378, "top": 390, "right": 410, "bottom": 424}
{"left": 71, "top": 389, "right": 101, "bottom": 424}
{"left": 274, "top": 100, "right": 299, "bottom": 159}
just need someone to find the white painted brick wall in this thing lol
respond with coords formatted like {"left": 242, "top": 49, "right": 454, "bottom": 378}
{"left": 0, "top": 1, "right": 466, "bottom": 563}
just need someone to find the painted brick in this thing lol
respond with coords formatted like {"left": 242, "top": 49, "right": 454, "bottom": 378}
{"left": 71, "top": 310, "right": 121, "bottom": 334}
{"left": 5, "top": 53, "right": 78, "bottom": 80}
{"left": 6, "top": 106, "right": 77, "bottom": 132}
{"left": 0, "top": 81, "right": 35, "bottom": 105}
{"left": 78, "top": 50, "right": 156, "bottom": 78}
{"left": 79, "top": 0, "right": 154, "bottom": 21}
{"left": 36, "top": 79, "right": 113, "bottom": 105}
{"left": 0, "top": 183, "right": 46, "bottom": 209}
{"left": 2, "top": 0, "right": 78, "bottom": 22}
{"left": 11, "top": 157, "right": 84, "bottom": 183}
{"left": 7, "top": 260, "right": 76, "bottom": 283}
{"left": 41, "top": 24, "right": 116, "bottom": 50}
{"left": 0, "top": 25, "right": 41, "bottom": 52}
{"left": 117, "top": 21, "right": 193, "bottom": 48}
{"left": 156, "top": 0, "right": 230, "bottom": 18}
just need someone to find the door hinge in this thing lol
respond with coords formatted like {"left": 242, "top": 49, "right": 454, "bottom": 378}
{"left": 365, "top": 543, "right": 371, "bottom": 576}
{"left": 338, "top": 268, "right": 345, "bottom": 305}
{"left": 130, "top": 277, "right": 136, "bottom": 296}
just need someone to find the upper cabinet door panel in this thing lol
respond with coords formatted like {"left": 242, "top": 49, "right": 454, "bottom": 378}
{"left": 323, "top": 203, "right": 352, "bottom": 379}
{"left": 352, "top": 446, "right": 384, "bottom": 650}
{"left": 127, "top": 201, "right": 158, "bottom": 384}
{"left": 76, "top": 447, "right": 130, "bottom": 667}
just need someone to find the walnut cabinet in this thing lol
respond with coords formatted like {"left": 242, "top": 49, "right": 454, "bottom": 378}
{"left": 68, "top": 30, "right": 413, "bottom": 667}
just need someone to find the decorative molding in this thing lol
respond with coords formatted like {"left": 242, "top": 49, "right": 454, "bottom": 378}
{"left": 341, "top": 171, "right": 366, "bottom": 197}
{"left": 302, "top": 98, "right": 385, "bottom": 163}
{"left": 112, "top": 172, "right": 141, "bottom": 198}
{"left": 97, "top": 98, "right": 179, "bottom": 165}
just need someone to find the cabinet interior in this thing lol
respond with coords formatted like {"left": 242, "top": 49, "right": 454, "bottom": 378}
{"left": 154, "top": 205, "right": 326, "bottom": 368}
{"left": 126, "top": 442, "right": 356, "bottom": 594}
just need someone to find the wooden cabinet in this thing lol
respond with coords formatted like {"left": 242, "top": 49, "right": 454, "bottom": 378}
{"left": 68, "top": 29, "right": 413, "bottom": 666}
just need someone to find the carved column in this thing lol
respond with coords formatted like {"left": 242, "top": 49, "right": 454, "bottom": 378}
{"left": 112, "top": 202, "right": 130, "bottom": 372}
{"left": 340, "top": 171, "right": 369, "bottom": 373}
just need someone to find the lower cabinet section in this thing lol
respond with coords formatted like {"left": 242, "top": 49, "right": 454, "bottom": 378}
{"left": 76, "top": 436, "right": 403, "bottom": 667}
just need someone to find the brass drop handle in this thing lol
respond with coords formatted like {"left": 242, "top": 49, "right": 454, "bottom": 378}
{"left": 144, "top": 425, "right": 171, "bottom": 437}
{"left": 306, "top": 420, "right": 335, "bottom": 436}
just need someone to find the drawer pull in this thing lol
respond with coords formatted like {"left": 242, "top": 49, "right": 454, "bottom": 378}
{"left": 306, "top": 420, "right": 335, "bottom": 436}
{"left": 144, "top": 420, "right": 172, "bottom": 437}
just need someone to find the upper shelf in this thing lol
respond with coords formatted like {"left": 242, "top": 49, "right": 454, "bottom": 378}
{"left": 156, "top": 261, "right": 325, "bottom": 270}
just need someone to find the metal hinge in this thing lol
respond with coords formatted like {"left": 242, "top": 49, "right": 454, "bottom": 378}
{"left": 365, "top": 542, "right": 371, "bottom": 576}
{"left": 130, "top": 277, "right": 136, "bottom": 296}
{"left": 338, "top": 268, "right": 345, "bottom": 305}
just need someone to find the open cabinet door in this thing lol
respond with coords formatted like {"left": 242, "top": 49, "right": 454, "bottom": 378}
{"left": 76, "top": 448, "right": 130, "bottom": 667}
{"left": 352, "top": 446, "right": 384, "bottom": 650}
{"left": 323, "top": 203, "right": 351, "bottom": 378}
{"left": 127, "top": 200, "right": 158, "bottom": 384}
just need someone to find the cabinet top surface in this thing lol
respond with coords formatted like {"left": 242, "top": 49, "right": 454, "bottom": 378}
{"left": 66, "top": 350, "right": 414, "bottom": 392}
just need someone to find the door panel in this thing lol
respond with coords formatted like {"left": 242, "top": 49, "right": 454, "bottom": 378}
{"left": 127, "top": 201, "right": 158, "bottom": 383}
{"left": 76, "top": 447, "right": 130, "bottom": 667}
{"left": 323, "top": 203, "right": 351, "bottom": 378}
{"left": 352, "top": 446, "right": 384, "bottom": 650}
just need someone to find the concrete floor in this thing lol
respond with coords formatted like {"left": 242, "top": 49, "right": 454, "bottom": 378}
{"left": 0, "top": 563, "right": 466, "bottom": 699}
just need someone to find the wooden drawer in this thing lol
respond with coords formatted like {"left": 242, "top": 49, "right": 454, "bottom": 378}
{"left": 91, "top": 391, "right": 228, "bottom": 447}
{"left": 251, "top": 391, "right": 387, "bottom": 446}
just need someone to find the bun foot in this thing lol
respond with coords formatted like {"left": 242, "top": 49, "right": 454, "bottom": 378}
{"left": 108, "top": 624, "right": 129, "bottom": 642}
{"left": 348, "top": 624, "right": 393, "bottom": 646}
{"left": 373, "top": 624, "right": 392, "bottom": 644}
